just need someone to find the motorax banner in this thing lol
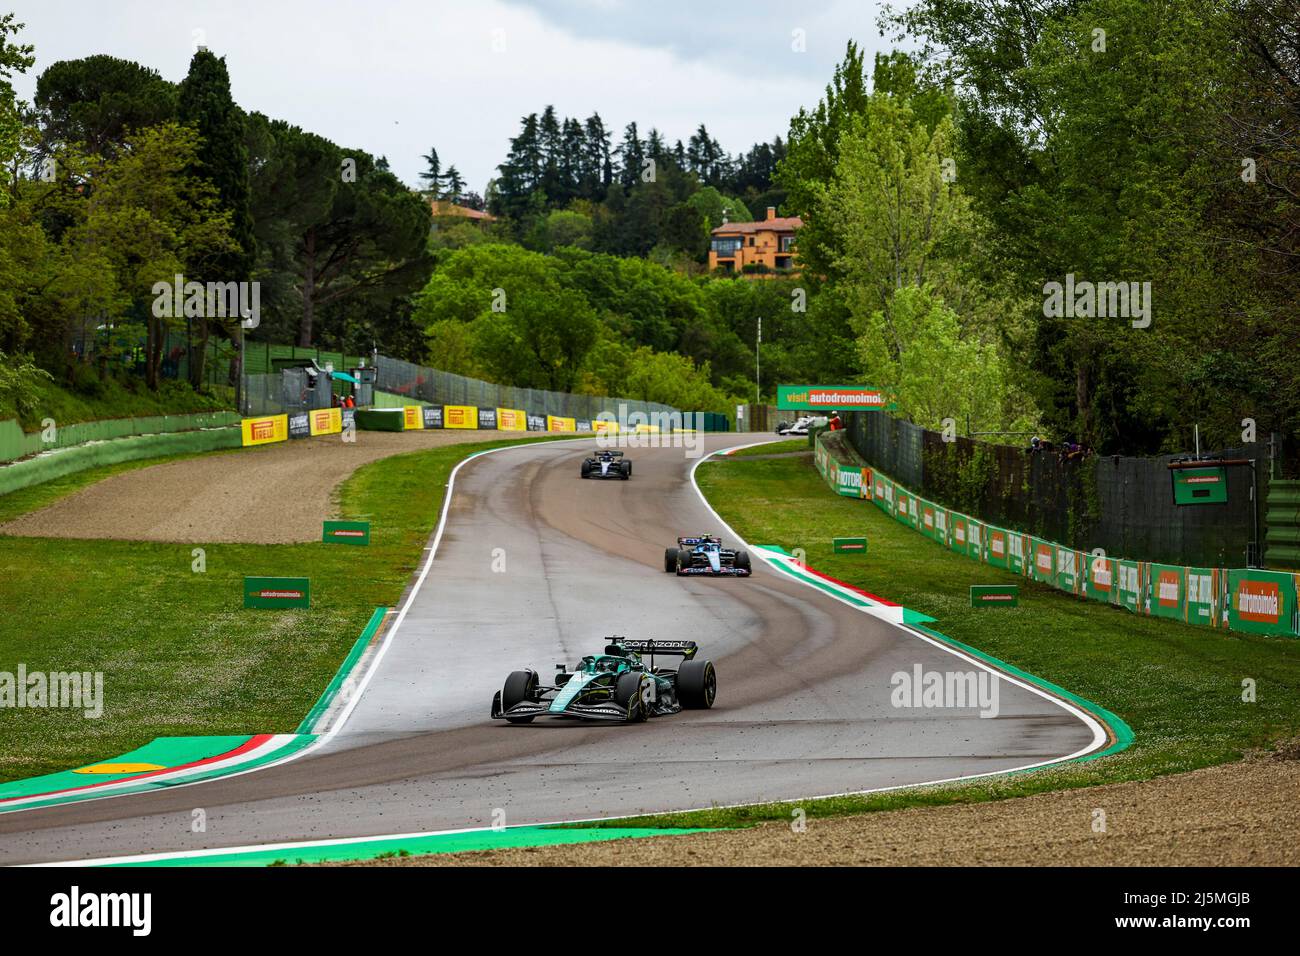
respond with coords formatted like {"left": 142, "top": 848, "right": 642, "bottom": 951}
{"left": 966, "top": 519, "right": 984, "bottom": 562}
{"left": 309, "top": 407, "right": 342, "bottom": 436}
{"left": 287, "top": 412, "right": 311, "bottom": 439}
{"left": 444, "top": 405, "right": 478, "bottom": 429}
{"left": 1006, "top": 532, "right": 1028, "bottom": 576}
{"left": 777, "top": 384, "right": 895, "bottom": 412}
{"left": 241, "top": 414, "right": 288, "bottom": 447}
{"left": 477, "top": 408, "right": 498, "bottom": 430}
{"left": 496, "top": 408, "right": 527, "bottom": 431}
{"left": 526, "top": 414, "right": 547, "bottom": 432}
{"left": 1227, "top": 569, "right": 1298, "bottom": 636}
{"left": 547, "top": 415, "right": 576, "bottom": 432}
{"left": 422, "top": 406, "right": 443, "bottom": 429}
{"left": 835, "top": 465, "right": 864, "bottom": 498}
{"left": 402, "top": 406, "right": 423, "bottom": 430}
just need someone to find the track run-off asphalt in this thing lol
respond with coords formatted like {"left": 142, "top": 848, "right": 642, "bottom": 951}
{"left": 0, "top": 435, "right": 1105, "bottom": 865}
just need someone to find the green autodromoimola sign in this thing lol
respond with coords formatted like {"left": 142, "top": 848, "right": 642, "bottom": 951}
{"left": 244, "top": 577, "right": 310, "bottom": 609}
{"left": 833, "top": 537, "right": 868, "bottom": 554}
{"left": 323, "top": 520, "right": 370, "bottom": 545}
{"left": 970, "top": 585, "right": 1018, "bottom": 608}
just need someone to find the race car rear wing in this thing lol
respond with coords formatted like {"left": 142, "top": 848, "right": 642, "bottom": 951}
{"left": 677, "top": 536, "right": 718, "bottom": 546}
{"left": 621, "top": 639, "right": 698, "bottom": 660}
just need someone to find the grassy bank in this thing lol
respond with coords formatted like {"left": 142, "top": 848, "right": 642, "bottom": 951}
{"left": 2, "top": 376, "right": 231, "bottom": 432}
{"left": 0, "top": 435, "right": 559, "bottom": 781}
{"left": 599, "top": 452, "right": 1300, "bottom": 829}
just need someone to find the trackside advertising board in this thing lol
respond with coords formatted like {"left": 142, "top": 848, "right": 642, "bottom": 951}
{"left": 241, "top": 414, "right": 288, "bottom": 447}
{"left": 547, "top": 415, "right": 576, "bottom": 432}
{"left": 244, "top": 576, "right": 310, "bottom": 609}
{"left": 444, "top": 405, "right": 478, "bottom": 429}
{"left": 777, "top": 385, "right": 895, "bottom": 412}
{"left": 835, "top": 465, "right": 865, "bottom": 497}
{"left": 1116, "top": 560, "right": 1142, "bottom": 613}
{"left": 1146, "top": 563, "right": 1186, "bottom": 620}
{"left": 322, "top": 520, "right": 370, "bottom": 546}
{"left": 986, "top": 528, "right": 1009, "bottom": 569}
{"left": 834, "top": 537, "right": 868, "bottom": 554}
{"left": 1085, "top": 555, "right": 1117, "bottom": 604}
{"left": 497, "top": 408, "right": 527, "bottom": 431}
{"left": 422, "top": 406, "right": 443, "bottom": 429}
{"left": 806, "top": 431, "right": 1286, "bottom": 640}
{"left": 1185, "top": 567, "right": 1220, "bottom": 626}
{"left": 402, "top": 406, "right": 423, "bottom": 430}
{"left": 477, "top": 408, "right": 497, "bottom": 430}
{"left": 1227, "top": 569, "right": 1298, "bottom": 636}
{"left": 309, "top": 407, "right": 342, "bottom": 436}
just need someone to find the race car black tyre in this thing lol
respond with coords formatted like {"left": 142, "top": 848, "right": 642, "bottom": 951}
{"left": 676, "top": 659, "right": 716, "bottom": 709}
{"left": 675, "top": 548, "right": 693, "bottom": 573}
{"left": 580, "top": 463, "right": 591, "bottom": 478}
{"left": 734, "top": 549, "right": 752, "bottom": 572}
{"left": 614, "top": 672, "right": 649, "bottom": 722}
{"left": 620, "top": 461, "right": 631, "bottom": 479}
{"left": 502, "top": 669, "right": 539, "bottom": 723}
{"left": 664, "top": 548, "right": 678, "bottom": 573}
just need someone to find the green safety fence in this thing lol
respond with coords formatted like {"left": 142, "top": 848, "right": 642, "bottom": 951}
{"left": 0, "top": 426, "right": 241, "bottom": 497}
{"left": 0, "top": 411, "right": 241, "bottom": 464}
{"left": 810, "top": 431, "right": 1300, "bottom": 639}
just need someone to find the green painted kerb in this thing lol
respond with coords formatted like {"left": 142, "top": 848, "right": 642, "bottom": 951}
{"left": 756, "top": 546, "right": 1133, "bottom": 762}
{"left": 296, "top": 606, "right": 387, "bottom": 733}
{"left": 108, "top": 826, "right": 717, "bottom": 867}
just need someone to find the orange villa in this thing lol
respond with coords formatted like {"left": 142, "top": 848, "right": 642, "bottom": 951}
{"left": 708, "top": 206, "right": 802, "bottom": 276}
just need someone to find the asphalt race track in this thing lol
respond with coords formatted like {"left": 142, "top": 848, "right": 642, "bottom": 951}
{"left": 0, "top": 436, "right": 1099, "bottom": 864}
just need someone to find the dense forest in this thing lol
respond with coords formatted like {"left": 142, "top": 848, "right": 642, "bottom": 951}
{"left": 2, "top": 0, "right": 1298, "bottom": 458}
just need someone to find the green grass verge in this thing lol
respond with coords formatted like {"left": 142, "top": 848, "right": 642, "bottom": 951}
{"left": 3, "top": 377, "right": 231, "bottom": 432}
{"left": 0, "top": 434, "right": 568, "bottom": 782}
{"left": 724, "top": 438, "right": 811, "bottom": 457}
{"left": 586, "top": 453, "right": 1300, "bottom": 829}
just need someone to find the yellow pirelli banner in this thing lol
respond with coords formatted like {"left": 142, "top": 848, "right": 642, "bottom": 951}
{"left": 496, "top": 408, "right": 527, "bottom": 431}
{"left": 402, "top": 406, "right": 424, "bottom": 430}
{"left": 309, "top": 407, "right": 342, "bottom": 436}
{"left": 591, "top": 419, "right": 619, "bottom": 434}
{"left": 444, "top": 405, "right": 478, "bottom": 429}
{"left": 546, "top": 415, "right": 576, "bottom": 432}
{"left": 241, "top": 414, "right": 288, "bottom": 447}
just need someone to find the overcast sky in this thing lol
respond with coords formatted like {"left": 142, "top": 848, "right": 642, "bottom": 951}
{"left": 8, "top": 0, "right": 898, "bottom": 193}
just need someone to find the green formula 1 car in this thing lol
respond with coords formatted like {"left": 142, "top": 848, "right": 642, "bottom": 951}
{"left": 490, "top": 639, "right": 717, "bottom": 723}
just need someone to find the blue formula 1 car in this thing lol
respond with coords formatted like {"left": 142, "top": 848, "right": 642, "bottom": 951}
{"left": 580, "top": 449, "right": 632, "bottom": 479}
{"left": 490, "top": 639, "right": 716, "bottom": 723}
{"left": 664, "top": 534, "right": 752, "bottom": 577}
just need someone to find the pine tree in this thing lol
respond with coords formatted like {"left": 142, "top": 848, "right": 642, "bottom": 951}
{"left": 176, "top": 49, "right": 253, "bottom": 389}
{"left": 419, "top": 147, "right": 442, "bottom": 195}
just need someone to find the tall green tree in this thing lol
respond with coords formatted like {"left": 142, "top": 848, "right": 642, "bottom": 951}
{"left": 0, "top": 13, "right": 34, "bottom": 205}
{"left": 177, "top": 49, "right": 254, "bottom": 388}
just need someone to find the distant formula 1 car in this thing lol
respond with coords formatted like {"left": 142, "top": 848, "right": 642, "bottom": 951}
{"left": 664, "top": 534, "right": 752, "bottom": 576}
{"left": 580, "top": 449, "right": 632, "bottom": 479}
{"left": 775, "top": 416, "right": 823, "bottom": 436}
{"left": 490, "top": 638, "right": 716, "bottom": 723}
